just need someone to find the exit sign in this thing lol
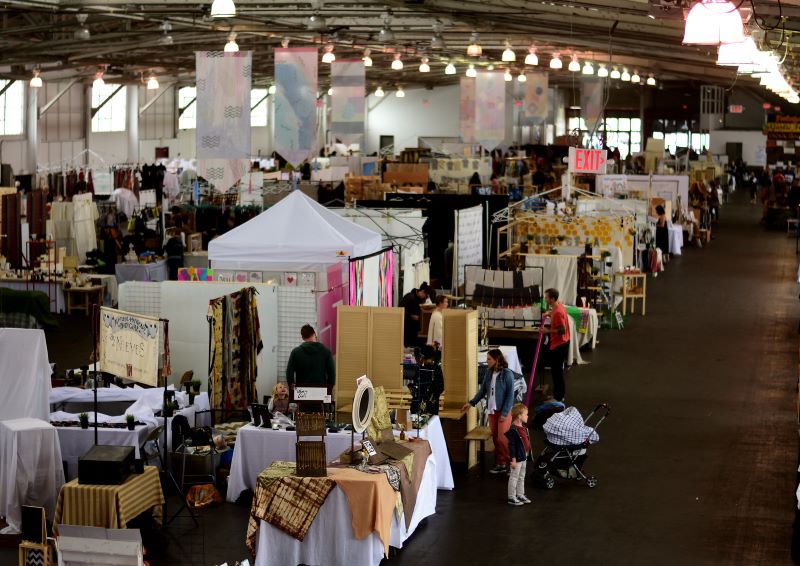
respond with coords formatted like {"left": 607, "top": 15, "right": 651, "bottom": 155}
{"left": 729, "top": 105, "right": 744, "bottom": 114}
{"left": 568, "top": 147, "right": 607, "bottom": 175}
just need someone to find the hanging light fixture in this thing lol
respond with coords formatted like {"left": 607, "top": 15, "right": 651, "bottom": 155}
{"left": 159, "top": 21, "right": 174, "bottom": 45}
{"left": 646, "top": 74, "right": 656, "bottom": 86}
{"left": 379, "top": 27, "right": 395, "bottom": 43}
{"left": 363, "top": 49, "right": 373, "bottom": 67}
{"left": 396, "top": 86, "right": 405, "bottom": 98}
{"left": 549, "top": 54, "right": 562, "bottom": 69}
{"left": 75, "top": 14, "right": 90, "bottom": 40}
{"left": 327, "top": 87, "right": 334, "bottom": 95}
{"left": 582, "top": 61, "right": 594, "bottom": 75}
{"left": 610, "top": 67, "right": 621, "bottom": 79}
{"left": 717, "top": 36, "right": 758, "bottom": 66}
{"left": 467, "top": 32, "right": 482, "bottom": 57}
{"left": 431, "top": 33, "right": 446, "bottom": 50}
{"left": 502, "top": 42, "right": 516, "bottom": 62}
{"left": 631, "top": 71, "right": 641, "bottom": 83}
{"left": 210, "top": 0, "right": 236, "bottom": 18}
{"left": 445, "top": 61, "right": 456, "bottom": 75}
{"left": 268, "top": 85, "right": 276, "bottom": 94}
{"left": 29, "top": 69, "right": 42, "bottom": 88}
{"left": 375, "top": 86, "right": 385, "bottom": 97}
{"left": 621, "top": 68, "right": 631, "bottom": 81}
{"left": 523, "top": 46, "right": 537, "bottom": 66}
{"left": 568, "top": 55, "right": 580, "bottom": 72}
{"left": 224, "top": 32, "right": 239, "bottom": 52}
{"left": 146, "top": 74, "right": 159, "bottom": 90}
{"left": 597, "top": 64, "right": 609, "bottom": 78}
{"left": 517, "top": 72, "right": 527, "bottom": 83}
{"left": 504, "top": 69, "right": 513, "bottom": 82}
{"left": 391, "top": 53, "right": 403, "bottom": 70}
{"left": 322, "top": 43, "right": 335, "bottom": 63}
{"left": 92, "top": 70, "right": 105, "bottom": 89}
{"left": 682, "top": 0, "right": 744, "bottom": 45}
{"left": 419, "top": 57, "right": 430, "bottom": 73}
{"left": 466, "top": 64, "right": 477, "bottom": 78}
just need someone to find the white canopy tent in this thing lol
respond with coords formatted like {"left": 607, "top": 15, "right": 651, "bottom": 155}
{"left": 208, "top": 190, "right": 383, "bottom": 272}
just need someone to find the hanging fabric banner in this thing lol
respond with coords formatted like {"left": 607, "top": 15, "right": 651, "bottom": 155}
{"left": 474, "top": 72, "right": 506, "bottom": 151}
{"left": 459, "top": 77, "right": 476, "bottom": 143}
{"left": 581, "top": 78, "right": 605, "bottom": 134}
{"left": 98, "top": 307, "right": 161, "bottom": 386}
{"left": 275, "top": 47, "right": 319, "bottom": 167}
{"left": 523, "top": 72, "right": 549, "bottom": 123}
{"left": 196, "top": 51, "right": 252, "bottom": 193}
{"left": 330, "top": 60, "right": 365, "bottom": 147}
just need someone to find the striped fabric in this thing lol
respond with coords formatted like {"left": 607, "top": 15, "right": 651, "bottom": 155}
{"left": 53, "top": 466, "right": 164, "bottom": 533}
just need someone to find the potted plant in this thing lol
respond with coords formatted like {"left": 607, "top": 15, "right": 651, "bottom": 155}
{"left": 549, "top": 247, "right": 559, "bottom": 255}
{"left": 126, "top": 414, "right": 136, "bottom": 430}
{"left": 191, "top": 380, "right": 201, "bottom": 394}
{"left": 79, "top": 412, "right": 89, "bottom": 429}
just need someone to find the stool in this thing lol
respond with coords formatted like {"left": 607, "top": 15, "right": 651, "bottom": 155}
{"left": 464, "top": 426, "right": 492, "bottom": 477}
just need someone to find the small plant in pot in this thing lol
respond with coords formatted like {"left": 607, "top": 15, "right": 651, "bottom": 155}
{"left": 79, "top": 412, "right": 89, "bottom": 429}
{"left": 191, "top": 380, "right": 201, "bottom": 394}
{"left": 126, "top": 414, "right": 136, "bottom": 430}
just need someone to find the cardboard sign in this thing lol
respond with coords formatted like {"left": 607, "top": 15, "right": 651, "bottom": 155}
{"left": 568, "top": 147, "right": 607, "bottom": 174}
{"left": 294, "top": 386, "right": 328, "bottom": 401}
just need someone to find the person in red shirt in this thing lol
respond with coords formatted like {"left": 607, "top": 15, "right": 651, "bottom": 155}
{"left": 541, "top": 288, "right": 571, "bottom": 402}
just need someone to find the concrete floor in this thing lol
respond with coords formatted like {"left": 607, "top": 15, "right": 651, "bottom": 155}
{"left": 3, "top": 191, "right": 797, "bottom": 566}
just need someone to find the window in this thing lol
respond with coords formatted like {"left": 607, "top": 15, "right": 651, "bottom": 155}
{"left": 251, "top": 89, "right": 268, "bottom": 127}
{"left": 566, "top": 112, "right": 641, "bottom": 157}
{"left": 178, "top": 86, "right": 197, "bottom": 130}
{"left": 91, "top": 84, "right": 126, "bottom": 132}
{"left": 0, "top": 80, "right": 24, "bottom": 136}
{"left": 651, "top": 119, "right": 709, "bottom": 155}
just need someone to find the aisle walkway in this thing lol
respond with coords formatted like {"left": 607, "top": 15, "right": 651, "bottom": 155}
{"left": 396, "top": 193, "right": 799, "bottom": 565}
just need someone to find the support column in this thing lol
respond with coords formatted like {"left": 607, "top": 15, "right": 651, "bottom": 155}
{"left": 126, "top": 85, "right": 139, "bottom": 163}
{"left": 26, "top": 85, "right": 37, "bottom": 176}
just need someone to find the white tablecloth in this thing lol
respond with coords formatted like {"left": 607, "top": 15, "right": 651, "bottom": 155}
{"left": 479, "top": 345, "right": 522, "bottom": 375}
{"left": 0, "top": 418, "right": 64, "bottom": 533}
{"left": 668, "top": 224, "right": 684, "bottom": 256}
{"left": 226, "top": 425, "right": 356, "bottom": 502}
{"left": 56, "top": 425, "right": 151, "bottom": 480}
{"left": 0, "top": 329, "right": 51, "bottom": 421}
{"left": 115, "top": 260, "right": 168, "bottom": 284}
{"left": 50, "top": 386, "right": 210, "bottom": 418}
{"left": 399, "top": 415, "right": 454, "bottom": 490}
{"left": 255, "top": 454, "right": 438, "bottom": 566}
{"left": 0, "top": 281, "right": 66, "bottom": 313}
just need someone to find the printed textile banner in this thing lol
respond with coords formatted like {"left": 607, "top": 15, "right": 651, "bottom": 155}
{"left": 459, "top": 77, "right": 476, "bottom": 143}
{"left": 581, "top": 78, "right": 604, "bottom": 134}
{"left": 196, "top": 51, "right": 252, "bottom": 192}
{"left": 331, "top": 61, "right": 365, "bottom": 146}
{"left": 474, "top": 72, "right": 506, "bottom": 151}
{"left": 98, "top": 307, "right": 161, "bottom": 386}
{"left": 275, "top": 47, "right": 319, "bottom": 167}
{"left": 455, "top": 205, "right": 484, "bottom": 290}
{"left": 523, "top": 72, "right": 549, "bottom": 123}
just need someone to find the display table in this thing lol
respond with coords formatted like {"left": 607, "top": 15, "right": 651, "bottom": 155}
{"left": 668, "top": 224, "right": 684, "bottom": 256}
{"left": 64, "top": 285, "right": 104, "bottom": 316}
{"left": 53, "top": 466, "right": 163, "bottom": 533}
{"left": 614, "top": 272, "right": 647, "bottom": 316}
{"left": 565, "top": 306, "right": 599, "bottom": 351}
{"left": 0, "top": 418, "right": 64, "bottom": 533}
{"left": 0, "top": 329, "right": 52, "bottom": 421}
{"left": 226, "top": 425, "right": 356, "bottom": 502}
{"left": 0, "top": 280, "right": 65, "bottom": 313}
{"left": 50, "top": 387, "right": 210, "bottom": 422}
{"left": 115, "top": 260, "right": 168, "bottom": 284}
{"left": 56, "top": 424, "right": 152, "bottom": 480}
{"left": 399, "top": 415, "right": 454, "bottom": 490}
{"left": 253, "top": 454, "right": 438, "bottom": 566}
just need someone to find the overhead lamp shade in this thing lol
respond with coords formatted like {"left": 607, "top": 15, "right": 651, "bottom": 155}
{"left": 716, "top": 36, "right": 758, "bottom": 66}
{"left": 445, "top": 62, "right": 456, "bottom": 75}
{"left": 210, "top": 0, "right": 236, "bottom": 18}
{"left": 92, "top": 74, "right": 105, "bottom": 89}
{"left": 525, "top": 47, "right": 538, "bottom": 65}
{"left": 646, "top": 75, "right": 656, "bottom": 86}
{"left": 502, "top": 46, "right": 516, "bottom": 62}
{"left": 224, "top": 39, "right": 239, "bottom": 52}
{"left": 431, "top": 34, "right": 445, "bottom": 50}
{"left": 268, "top": 85, "right": 276, "bottom": 94}
{"left": 467, "top": 34, "right": 482, "bottom": 57}
{"left": 29, "top": 71, "right": 42, "bottom": 88}
{"left": 610, "top": 67, "right": 621, "bottom": 79}
{"left": 621, "top": 69, "right": 631, "bottom": 81}
{"left": 682, "top": 0, "right": 744, "bottom": 45}
{"left": 396, "top": 88, "right": 405, "bottom": 98}
{"left": 322, "top": 45, "right": 335, "bottom": 63}
{"left": 582, "top": 62, "right": 594, "bottom": 75}
{"left": 375, "top": 86, "right": 385, "bottom": 97}
{"left": 466, "top": 64, "right": 477, "bottom": 78}
{"left": 146, "top": 75, "right": 159, "bottom": 90}
{"left": 391, "top": 54, "right": 403, "bottom": 70}
{"left": 517, "top": 73, "right": 527, "bottom": 83}
{"left": 379, "top": 28, "right": 395, "bottom": 42}
{"left": 549, "top": 55, "right": 562, "bottom": 70}
{"left": 504, "top": 70, "right": 512, "bottom": 82}
{"left": 419, "top": 58, "right": 430, "bottom": 73}
{"left": 327, "top": 87, "right": 333, "bottom": 96}
{"left": 363, "top": 55, "right": 373, "bottom": 67}
{"left": 597, "top": 64, "right": 609, "bottom": 78}
{"left": 631, "top": 71, "right": 640, "bottom": 83}
{"left": 568, "top": 56, "right": 580, "bottom": 72}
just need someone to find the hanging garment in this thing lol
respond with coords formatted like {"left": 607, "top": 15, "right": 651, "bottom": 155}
{"left": 72, "top": 192, "right": 99, "bottom": 262}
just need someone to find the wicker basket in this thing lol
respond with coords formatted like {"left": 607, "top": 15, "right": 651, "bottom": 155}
{"left": 296, "top": 441, "right": 327, "bottom": 477}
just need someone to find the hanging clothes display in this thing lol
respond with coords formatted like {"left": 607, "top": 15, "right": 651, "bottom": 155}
{"left": 207, "top": 287, "right": 263, "bottom": 418}
{"left": 72, "top": 193, "right": 99, "bottom": 262}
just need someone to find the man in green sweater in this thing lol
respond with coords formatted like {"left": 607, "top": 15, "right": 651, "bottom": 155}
{"left": 285, "top": 324, "right": 335, "bottom": 390}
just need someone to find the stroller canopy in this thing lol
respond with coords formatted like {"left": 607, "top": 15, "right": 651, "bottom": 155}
{"left": 543, "top": 406, "right": 600, "bottom": 446}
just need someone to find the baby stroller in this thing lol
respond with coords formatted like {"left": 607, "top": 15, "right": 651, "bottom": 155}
{"left": 532, "top": 403, "right": 610, "bottom": 489}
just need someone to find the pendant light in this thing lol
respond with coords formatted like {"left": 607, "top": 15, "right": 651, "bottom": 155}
{"left": 419, "top": 57, "right": 430, "bottom": 73}
{"left": 445, "top": 62, "right": 456, "bottom": 75}
{"left": 29, "top": 69, "right": 42, "bottom": 88}
{"left": 631, "top": 71, "right": 641, "bottom": 83}
{"left": 621, "top": 68, "right": 631, "bottom": 81}
{"left": 363, "top": 49, "right": 373, "bottom": 67}
{"left": 597, "top": 64, "right": 609, "bottom": 78}
{"left": 224, "top": 32, "right": 239, "bottom": 52}
{"left": 682, "top": 0, "right": 744, "bottom": 45}
{"left": 375, "top": 86, "right": 385, "bottom": 97}
{"left": 379, "top": 27, "right": 395, "bottom": 43}
{"left": 504, "top": 69, "right": 512, "bottom": 82}
{"left": 430, "top": 33, "right": 446, "bottom": 50}
{"left": 146, "top": 74, "right": 159, "bottom": 90}
{"left": 391, "top": 53, "right": 403, "bottom": 70}
{"left": 466, "top": 64, "right": 477, "bottom": 78}
{"left": 322, "top": 43, "right": 335, "bottom": 63}
{"left": 610, "top": 67, "right": 621, "bottom": 79}
{"left": 92, "top": 71, "right": 105, "bottom": 90}
{"left": 210, "top": 0, "right": 236, "bottom": 18}
{"left": 549, "top": 54, "right": 562, "bottom": 70}
{"left": 268, "top": 85, "right": 276, "bottom": 94}
{"left": 467, "top": 32, "right": 482, "bottom": 57}
{"left": 646, "top": 75, "right": 656, "bottom": 86}
{"left": 396, "top": 86, "right": 405, "bottom": 98}
{"left": 568, "top": 55, "right": 580, "bottom": 72}
{"left": 525, "top": 46, "right": 538, "bottom": 66}
{"left": 582, "top": 61, "right": 594, "bottom": 75}
{"left": 502, "top": 42, "right": 516, "bottom": 62}
{"left": 717, "top": 36, "right": 758, "bottom": 66}
{"left": 517, "top": 72, "right": 527, "bottom": 83}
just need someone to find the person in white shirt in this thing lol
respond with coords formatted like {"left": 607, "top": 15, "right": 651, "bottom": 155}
{"left": 427, "top": 295, "right": 448, "bottom": 349}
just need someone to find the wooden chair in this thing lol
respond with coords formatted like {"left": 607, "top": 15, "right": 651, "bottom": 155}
{"left": 140, "top": 425, "right": 165, "bottom": 468}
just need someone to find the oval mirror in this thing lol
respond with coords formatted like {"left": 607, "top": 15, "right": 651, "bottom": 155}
{"left": 352, "top": 375, "right": 375, "bottom": 434}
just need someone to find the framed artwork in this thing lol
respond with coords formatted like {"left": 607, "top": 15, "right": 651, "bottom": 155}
{"left": 235, "top": 272, "right": 248, "bottom": 283}
{"left": 248, "top": 271, "right": 263, "bottom": 283}
{"left": 216, "top": 270, "right": 234, "bottom": 282}
{"left": 283, "top": 272, "right": 297, "bottom": 286}
{"left": 299, "top": 272, "right": 315, "bottom": 288}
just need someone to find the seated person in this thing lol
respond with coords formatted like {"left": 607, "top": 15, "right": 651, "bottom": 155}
{"left": 268, "top": 382, "right": 290, "bottom": 414}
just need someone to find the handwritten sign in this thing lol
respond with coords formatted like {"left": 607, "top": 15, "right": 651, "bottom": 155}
{"left": 568, "top": 147, "right": 607, "bottom": 175}
{"left": 98, "top": 307, "right": 161, "bottom": 386}
{"left": 294, "top": 386, "right": 328, "bottom": 401}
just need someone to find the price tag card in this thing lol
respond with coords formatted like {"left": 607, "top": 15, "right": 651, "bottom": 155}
{"left": 362, "top": 440, "right": 378, "bottom": 456}
{"left": 294, "top": 386, "right": 328, "bottom": 401}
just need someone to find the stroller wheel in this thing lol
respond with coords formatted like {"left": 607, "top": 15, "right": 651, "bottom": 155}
{"left": 545, "top": 475, "right": 555, "bottom": 489}
{"left": 536, "top": 459, "right": 548, "bottom": 470}
{"left": 586, "top": 476, "right": 598, "bottom": 488}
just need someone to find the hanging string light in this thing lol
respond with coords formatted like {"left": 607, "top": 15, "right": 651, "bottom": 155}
{"left": 610, "top": 67, "right": 621, "bottom": 79}
{"left": 549, "top": 54, "right": 562, "bottom": 70}
{"left": 582, "top": 61, "right": 594, "bottom": 75}
{"left": 502, "top": 42, "right": 516, "bottom": 62}
{"left": 621, "top": 68, "right": 631, "bottom": 81}
{"left": 568, "top": 55, "right": 580, "bottom": 72}
{"left": 597, "top": 64, "right": 609, "bottom": 78}
{"left": 391, "top": 53, "right": 403, "bottom": 70}
{"left": 646, "top": 75, "right": 656, "bottom": 86}
{"left": 525, "top": 46, "right": 538, "bottom": 65}
{"left": 631, "top": 71, "right": 641, "bottom": 83}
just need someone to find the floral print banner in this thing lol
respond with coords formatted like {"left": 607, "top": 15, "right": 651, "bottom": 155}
{"left": 523, "top": 72, "right": 549, "bottom": 123}
{"left": 474, "top": 71, "right": 506, "bottom": 151}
